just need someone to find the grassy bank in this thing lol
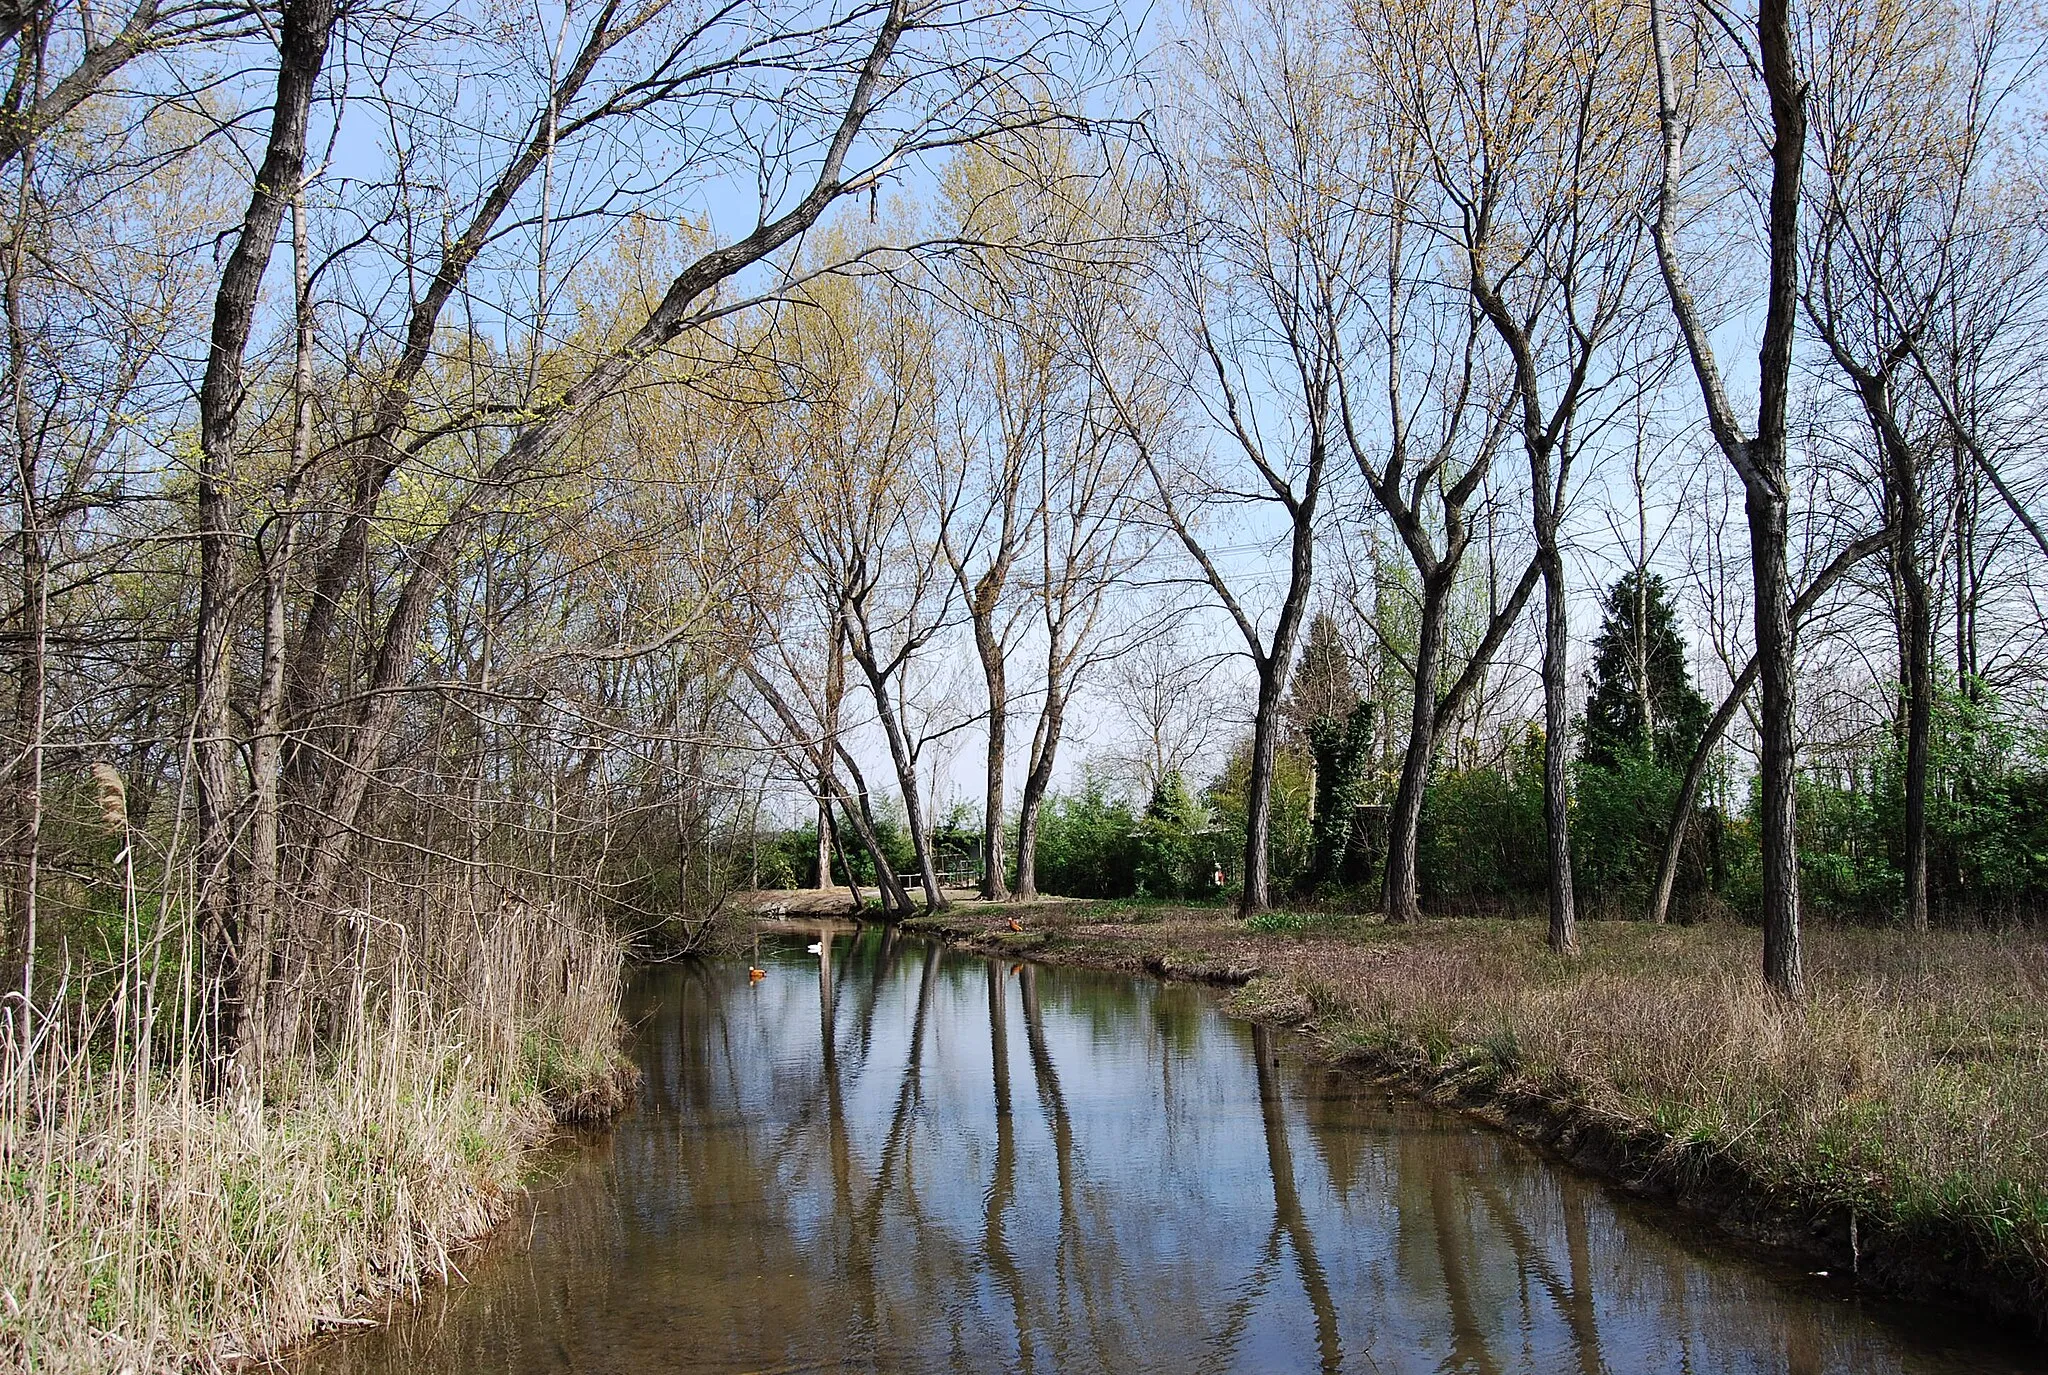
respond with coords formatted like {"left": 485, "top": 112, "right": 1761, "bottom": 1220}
{"left": 907, "top": 900, "right": 2048, "bottom": 1328}
{"left": 0, "top": 887, "right": 636, "bottom": 1373}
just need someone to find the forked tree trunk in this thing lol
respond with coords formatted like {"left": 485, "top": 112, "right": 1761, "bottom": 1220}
{"left": 1650, "top": 0, "right": 1808, "bottom": 1000}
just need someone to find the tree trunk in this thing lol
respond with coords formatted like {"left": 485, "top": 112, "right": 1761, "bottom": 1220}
{"left": 839, "top": 778, "right": 913, "bottom": 917}
{"left": 244, "top": 520, "right": 295, "bottom": 1064}
{"left": 1538, "top": 543, "right": 1577, "bottom": 954}
{"left": 1384, "top": 573, "right": 1449, "bottom": 922}
{"left": 192, "top": 0, "right": 337, "bottom": 1060}
{"left": 1013, "top": 676, "right": 1067, "bottom": 901}
{"left": 296, "top": 519, "right": 454, "bottom": 906}
{"left": 1644, "top": 529, "right": 1889, "bottom": 926}
{"left": 1646, "top": 660, "right": 1752, "bottom": 927}
{"left": 1754, "top": 0, "right": 1806, "bottom": 1003}
{"left": 816, "top": 621, "right": 846, "bottom": 889}
{"left": 1648, "top": 0, "right": 1806, "bottom": 998}
{"left": 1895, "top": 434, "right": 1931, "bottom": 933}
{"left": 244, "top": 194, "right": 317, "bottom": 1071}
{"left": 4, "top": 213, "right": 43, "bottom": 1015}
{"left": 5, "top": 460, "right": 43, "bottom": 1014}
{"left": 825, "top": 807, "right": 866, "bottom": 910}
{"left": 978, "top": 634, "right": 1009, "bottom": 900}
{"left": 847, "top": 641, "right": 947, "bottom": 911}
{"left": 1749, "top": 481, "right": 1803, "bottom": 1001}
{"left": 1239, "top": 663, "right": 1285, "bottom": 916}
{"left": 741, "top": 657, "right": 910, "bottom": 916}
{"left": 1237, "top": 482, "right": 1319, "bottom": 917}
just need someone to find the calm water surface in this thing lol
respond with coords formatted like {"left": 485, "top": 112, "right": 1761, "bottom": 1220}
{"left": 302, "top": 927, "right": 2040, "bottom": 1374}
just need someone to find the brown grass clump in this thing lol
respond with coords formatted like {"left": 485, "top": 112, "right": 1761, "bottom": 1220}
{"left": 0, "top": 874, "right": 630, "bottom": 1372}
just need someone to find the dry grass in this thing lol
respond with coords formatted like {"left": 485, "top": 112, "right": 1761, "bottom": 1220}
{"left": 920, "top": 901, "right": 2048, "bottom": 1310}
{"left": 0, "top": 875, "right": 629, "bottom": 1373}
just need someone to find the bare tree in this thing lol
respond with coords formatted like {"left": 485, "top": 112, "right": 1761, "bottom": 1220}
{"left": 1103, "top": 0, "right": 1351, "bottom": 914}
{"left": 190, "top": 0, "right": 338, "bottom": 1062}
{"left": 1382, "top": 0, "right": 1663, "bottom": 951}
{"left": 1648, "top": 0, "right": 1811, "bottom": 999}
{"left": 1100, "top": 621, "right": 1225, "bottom": 800}
{"left": 1800, "top": 0, "right": 2032, "bottom": 931}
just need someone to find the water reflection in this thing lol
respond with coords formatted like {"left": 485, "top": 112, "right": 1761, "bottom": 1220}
{"left": 303, "top": 929, "right": 2033, "bottom": 1375}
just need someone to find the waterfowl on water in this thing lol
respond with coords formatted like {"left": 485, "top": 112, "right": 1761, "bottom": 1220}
{"left": 748, "top": 967, "right": 767, "bottom": 981}
{"left": 806, "top": 942, "right": 823, "bottom": 955}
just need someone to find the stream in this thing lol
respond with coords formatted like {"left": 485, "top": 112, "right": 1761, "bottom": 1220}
{"left": 300, "top": 925, "right": 2038, "bottom": 1374}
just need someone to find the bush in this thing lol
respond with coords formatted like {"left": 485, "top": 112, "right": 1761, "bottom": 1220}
{"left": 1135, "top": 772, "right": 1211, "bottom": 899}
{"left": 1206, "top": 737, "right": 1314, "bottom": 894}
{"left": 1418, "top": 729, "right": 1545, "bottom": 908}
{"left": 1032, "top": 780, "right": 1142, "bottom": 897}
{"left": 1573, "top": 748, "right": 1685, "bottom": 908}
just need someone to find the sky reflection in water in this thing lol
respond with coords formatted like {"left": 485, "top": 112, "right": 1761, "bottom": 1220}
{"left": 301, "top": 927, "right": 2036, "bottom": 1375}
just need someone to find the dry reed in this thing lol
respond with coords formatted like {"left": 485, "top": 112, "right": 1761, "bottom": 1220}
{"left": 0, "top": 870, "right": 628, "bottom": 1373}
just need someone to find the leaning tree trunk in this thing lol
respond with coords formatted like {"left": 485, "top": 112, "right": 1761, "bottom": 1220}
{"left": 861, "top": 668, "right": 946, "bottom": 911}
{"left": 1646, "top": 660, "right": 1753, "bottom": 926}
{"left": 830, "top": 762, "right": 914, "bottom": 918}
{"left": 835, "top": 621, "right": 950, "bottom": 911}
{"left": 1643, "top": 528, "right": 1890, "bottom": 927}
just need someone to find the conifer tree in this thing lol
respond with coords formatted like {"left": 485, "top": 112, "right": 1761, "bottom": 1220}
{"left": 1581, "top": 571, "right": 1709, "bottom": 768}
{"left": 1284, "top": 612, "right": 1361, "bottom": 745}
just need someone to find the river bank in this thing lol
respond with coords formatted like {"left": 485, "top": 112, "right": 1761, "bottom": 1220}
{"left": 0, "top": 895, "right": 638, "bottom": 1374}
{"left": 905, "top": 900, "right": 2048, "bottom": 1333}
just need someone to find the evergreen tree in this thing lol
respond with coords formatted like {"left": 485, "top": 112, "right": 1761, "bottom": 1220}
{"left": 1136, "top": 771, "right": 1207, "bottom": 897}
{"left": 1283, "top": 612, "right": 1360, "bottom": 746}
{"left": 1581, "top": 571, "right": 1710, "bottom": 768}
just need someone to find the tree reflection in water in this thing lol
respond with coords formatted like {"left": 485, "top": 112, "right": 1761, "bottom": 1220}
{"left": 301, "top": 930, "right": 2036, "bottom": 1375}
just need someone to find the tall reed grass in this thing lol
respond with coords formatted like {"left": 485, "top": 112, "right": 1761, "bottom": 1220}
{"left": 0, "top": 868, "right": 628, "bottom": 1372}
